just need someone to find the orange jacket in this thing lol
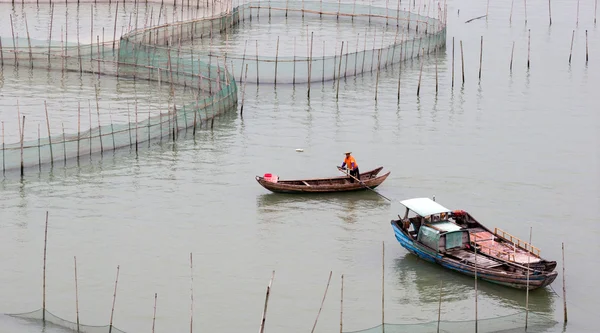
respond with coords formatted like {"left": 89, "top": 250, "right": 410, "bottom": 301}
{"left": 342, "top": 156, "right": 358, "bottom": 170}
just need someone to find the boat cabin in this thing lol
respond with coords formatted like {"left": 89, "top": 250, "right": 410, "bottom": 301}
{"left": 399, "top": 198, "right": 470, "bottom": 253}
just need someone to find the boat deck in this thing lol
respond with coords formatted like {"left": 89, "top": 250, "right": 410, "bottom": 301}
{"left": 469, "top": 229, "right": 541, "bottom": 265}
{"left": 446, "top": 248, "right": 504, "bottom": 269}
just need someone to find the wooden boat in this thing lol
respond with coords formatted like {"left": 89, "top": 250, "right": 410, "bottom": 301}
{"left": 255, "top": 167, "right": 390, "bottom": 194}
{"left": 390, "top": 197, "right": 558, "bottom": 290}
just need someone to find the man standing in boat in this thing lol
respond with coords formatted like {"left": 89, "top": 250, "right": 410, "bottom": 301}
{"left": 339, "top": 152, "right": 360, "bottom": 183}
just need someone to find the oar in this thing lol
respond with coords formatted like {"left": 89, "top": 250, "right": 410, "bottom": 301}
{"left": 336, "top": 167, "right": 392, "bottom": 202}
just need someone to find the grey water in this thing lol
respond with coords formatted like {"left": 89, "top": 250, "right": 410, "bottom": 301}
{"left": 0, "top": 0, "right": 598, "bottom": 333}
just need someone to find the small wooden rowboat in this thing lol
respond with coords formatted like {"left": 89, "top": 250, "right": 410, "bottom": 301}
{"left": 391, "top": 198, "right": 558, "bottom": 290}
{"left": 255, "top": 166, "right": 390, "bottom": 194}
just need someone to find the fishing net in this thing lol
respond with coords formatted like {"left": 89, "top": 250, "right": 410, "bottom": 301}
{"left": 6, "top": 309, "right": 127, "bottom": 333}
{"left": 344, "top": 311, "right": 558, "bottom": 333}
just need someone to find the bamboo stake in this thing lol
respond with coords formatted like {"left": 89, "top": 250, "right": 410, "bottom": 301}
{"left": 9, "top": 14, "right": 18, "bottom": 67}
{"left": 77, "top": 102, "right": 81, "bottom": 160}
{"left": 72, "top": 256, "right": 80, "bottom": 333}
{"left": 293, "top": 37, "right": 296, "bottom": 85}
{"left": 375, "top": 48, "right": 381, "bottom": 100}
{"left": 44, "top": 101, "right": 54, "bottom": 165}
{"left": 475, "top": 241, "right": 478, "bottom": 333}
{"left": 43, "top": 211, "right": 49, "bottom": 322}
{"left": 417, "top": 48, "right": 424, "bottom": 96}
{"left": 258, "top": 271, "right": 275, "bottom": 333}
{"left": 595, "top": 0, "right": 598, "bottom": 24}
{"left": 479, "top": 36, "right": 483, "bottom": 80}
{"left": 509, "top": 0, "right": 513, "bottom": 23}
{"left": 569, "top": 30, "right": 575, "bottom": 64}
{"left": 274, "top": 36, "right": 279, "bottom": 84}
{"left": 308, "top": 32, "right": 313, "bottom": 99}
{"left": 451, "top": 37, "right": 454, "bottom": 88}
{"left": 577, "top": 0, "right": 579, "bottom": 26}
{"left": 527, "top": 30, "right": 530, "bottom": 69}
{"left": 135, "top": 100, "right": 139, "bottom": 153}
{"left": 562, "top": 242, "right": 568, "bottom": 323}
{"left": 435, "top": 47, "right": 438, "bottom": 94}
{"left": 49, "top": 4, "right": 54, "bottom": 67}
{"left": 340, "top": 274, "right": 344, "bottom": 333}
{"left": 336, "top": 41, "right": 344, "bottom": 100}
{"left": 460, "top": 41, "right": 465, "bottom": 84}
{"left": 310, "top": 271, "right": 333, "bottom": 333}
{"left": 585, "top": 30, "right": 589, "bottom": 63}
{"left": 108, "top": 265, "right": 120, "bottom": 333}
{"left": 38, "top": 124, "right": 41, "bottom": 170}
{"left": 152, "top": 293, "right": 158, "bottom": 333}
{"left": 20, "top": 116, "right": 25, "bottom": 177}
{"left": 0, "top": 38, "right": 4, "bottom": 67}
{"left": 354, "top": 33, "right": 359, "bottom": 76}
{"left": 88, "top": 101, "right": 92, "bottom": 158}
{"left": 1, "top": 121, "right": 4, "bottom": 175}
{"left": 62, "top": 123, "right": 66, "bottom": 165}
{"left": 510, "top": 41, "right": 515, "bottom": 72}
{"left": 24, "top": 13, "right": 33, "bottom": 68}
{"left": 95, "top": 88, "right": 104, "bottom": 154}
{"left": 241, "top": 64, "right": 248, "bottom": 115}
{"left": 322, "top": 41, "right": 326, "bottom": 83}
{"left": 524, "top": 0, "right": 528, "bottom": 24}
{"left": 256, "top": 40, "right": 259, "bottom": 84}
{"left": 549, "top": 0, "right": 552, "bottom": 26}
{"left": 113, "top": 1, "right": 119, "bottom": 52}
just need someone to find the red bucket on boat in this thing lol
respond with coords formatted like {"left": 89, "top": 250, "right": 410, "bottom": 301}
{"left": 263, "top": 173, "right": 278, "bottom": 183}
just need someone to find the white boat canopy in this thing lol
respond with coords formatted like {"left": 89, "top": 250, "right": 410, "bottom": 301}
{"left": 399, "top": 198, "right": 452, "bottom": 217}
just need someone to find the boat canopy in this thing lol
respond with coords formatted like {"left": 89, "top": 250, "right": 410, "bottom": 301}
{"left": 399, "top": 198, "right": 451, "bottom": 217}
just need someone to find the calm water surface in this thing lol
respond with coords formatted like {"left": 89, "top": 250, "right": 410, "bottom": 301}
{"left": 0, "top": 0, "right": 598, "bottom": 332}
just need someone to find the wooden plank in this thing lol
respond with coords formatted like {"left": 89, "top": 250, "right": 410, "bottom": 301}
{"left": 302, "top": 181, "right": 311, "bottom": 187}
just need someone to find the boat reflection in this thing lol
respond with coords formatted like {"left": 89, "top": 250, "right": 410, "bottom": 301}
{"left": 392, "top": 252, "right": 556, "bottom": 314}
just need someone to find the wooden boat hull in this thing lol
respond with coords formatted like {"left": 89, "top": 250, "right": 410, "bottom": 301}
{"left": 390, "top": 220, "right": 558, "bottom": 290}
{"left": 255, "top": 167, "right": 390, "bottom": 194}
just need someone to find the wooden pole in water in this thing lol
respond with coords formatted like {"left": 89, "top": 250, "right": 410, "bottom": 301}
{"left": 375, "top": 48, "right": 382, "bottom": 101}
{"left": 548, "top": 0, "right": 552, "bottom": 25}
{"left": 274, "top": 36, "right": 279, "bottom": 84}
{"left": 20, "top": 116, "right": 25, "bottom": 177}
{"left": 527, "top": 29, "right": 530, "bottom": 69}
{"left": 77, "top": 103, "right": 81, "bottom": 160}
{"left": 479, "top": 36, "right": 483, "bottom": 80}
{"left": 569, "top": 30, "right": 575, "bottom": 64}
{"left": 2, "top": 121, "right": 5, "bottom": 175}
{"left": 577, "top": 0, "right": 580, "bottom": 26}
{"left": 509, "top": 0, "right": 514, "bottom": 23}
{"left": 108, "top": 265, "right": 120, "bottom": 333}
{"left": 241, "top": 64, "right": 249, "bottom": 115}
{"left": 340, "top": 274, "right": 344, "bottom": 333}
{"left": 524, "top": 0, "right": 528, "bottom": 24}
{"left": 310, "top": 271, "right": 333, "bottom": 333}
{"left": 256, "top": 40, "right": 260, "bottom": 84}
{"left": 585, "top": 30, "right": 589, "bottom": 63}
{"left": 460, "top": 40, "right": 465, "bottom": 84}
{"left": 239, "top": 40, "right": 247, "bottom": 83}
{"left": 308, "top": 32, "right": 314, "bottom": 99}
{"left": 152, "top": 293, "right": 158, "bottom": 333}
{"left": 44, "top": 101, "right": 54, "bottom": 165}
{"left": 435, "top": 47, "right": 438, "bottom": 94}
{"left": 61, "top": 123, "right": 67, "bottom": 165}
{"left": 451, "top": 37, "right": 454, "bottom": 88}
{"left": 190, "top": 253, "right": 194, "bottom": 333}
{"left": 381, "top": 241, "right": 385, "bottom": 331}
{"left": 525, "top": 227, "right": 531, "bottom": 329}
{"left": 510, "top": 41, "right": 515, "bottom": 72}
{"left": 417, "top": 48, "right": 424, "bottom": 96}
{"left": 258, "top": 271, "right": 275, "bottom": 333}
{"left": 437, "top": 279, "right": 443, "bottom": 333}
{"left": 135, "top": 100, "right": 139, "bottom": 153}
{"left": 74, "top": 256, "right": 80, "bottom": 332}
{"left": 95, "top": 88, "right": 104, "bottom": 154}
{"left": 10, "top": 14, "right": 18, "bottom": 67}
{"left": 113, "top": 1, "right": 119, "bottom": 52}
{"left": 336, "top": 41, "right": 344, "bottom": 100}
{"left": 474, "top": 242, "right": 478, "bottom": 333}
{"left": 595, "top": 0, "right": 598, "bottom": 24}
{"left": 24, "top": 13, "right": 33, "bottom": 68}
{"left": 562, "top": 242, "right": 568, "bottom": 323}
{"left": 43, "top": 211, "right": 49, "bottom": 322}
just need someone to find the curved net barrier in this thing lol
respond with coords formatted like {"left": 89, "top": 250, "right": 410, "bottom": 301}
{"left": 0, "top": 0, "right": 445, "bottom": 174}
{"left": 6, "top": 309, "right": 126, "bottom": 333}
{"left": 344, "top": 311, "right": 558, "bottom": 333}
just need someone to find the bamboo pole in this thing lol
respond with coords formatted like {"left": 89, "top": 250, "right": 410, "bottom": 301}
{"left": 152, "top": 293, "right": 158, "bottom": 333}
{"left": 0, "top": 38, "right": 4, "bottom": 67}
{"left": 340, "top": 274, "right": 344, "bottom": 333}
{"left": 474, "top": 242, "right": 478, "bottom": 333}
{"left": 77, "top": 102, "right": 81, "bottom": 160}
{"left": 24, "top": 13, "right": 33, "bottom": 68}
{"left": 524, "top": 0, "right": 528, "bottom": 24}
{"left": 44, "top": 101, "right": 54, "bottom": 165}
{"left": 548, "top": 0, "right": 552, "bottom": 25}
{"left": 585, "top": 30, "right": 589, "bottom": 63}
{"left": 74, "top": 256, "right": 80, "bottom": 332}
{"left": 9, "top": 14, "right": 18, "bottom": 67}
{"left": 240, "top": 64, "right": 248, "bottom": 115}
{"left": 256, "top": 40, "right": 260, "bottom": 84}
{"left": 460, "top": 40, "right": 465, "bottom": 84}
{"left": 510, "top": 41, "right": 515, "bottom": 72}
{"left": 527, "top": 30, "right": 530, "bottom": 69}
{"left": 562, "top": 242, "right": 567, "bottom": 323}
{"left": 595, "top": 0, "right": 598, "bottom": 24}
{"left": 113, "top": 1, "right": 119, "bottom": 52}
{"left": 375, "top": 48, "right": 381, "bottom": 100}
{"left": 38, "top": 124, "right": 41, "bottom": 170}
{"left": 509, "top": 0, "right": 513, "bottom": 23}
{"left": 88, "top": 101, "right": 92, "bottom": 158}
{"left": 95, "top": 88, "right": 104, "bottom": 154}
{"left": 435, "top": 47, "right": 438, "bottom": 94}
{"left": 293, "top": 37, "right": 296, "bottom": 85}
{"left": 62, "top": 123, "right": 66, "bottom": 165}
{"left": 479, "top": 36, "right": 483, "bottom": 80}
{"left": 20, "top": 116, "right": 25, "bottom": 177}
{"left": 43, "top": 211, "right": 49, "bottom": 322}
{"left": 525, "top": 227, "right": 531, "bottom": 329}
{"left": 274, "top": 36, "right": 279, "bottom": 84}
{"left": 322, "top": 41, "right": 326, "bottom": 83}
{"left": 336, "top": 41, "right": 344, "bottom": 100}
{"left": 417, "top": 48, "right": 424, "bottom": 96}
{"left": 308, "top": 32, "right": 313, "bottom": 99}
{"left": 354, "top": 33, "right": 359, "bottom": 76}
{"left": 451, "top": 37, "right": 454, "bottom": 88}
{"left": 1, "top": 121, "right": 4, "bottom": 175}
{"left": 108, "top": 265, "right": 120, "bottom": 333}
{"left": 310, "top": 271, "right": 333, "bottom": 333}
{"left": 577, "top": 0, "right": 579, "bottom": 26}
{"left": 569, "top": 30, "right": 574, "bottom": 64}
{"left": 258, "top": 271, "right": 275, "bottom": 333}
{"left": 135, "top": 100, "right": 139, "bottom": 153}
